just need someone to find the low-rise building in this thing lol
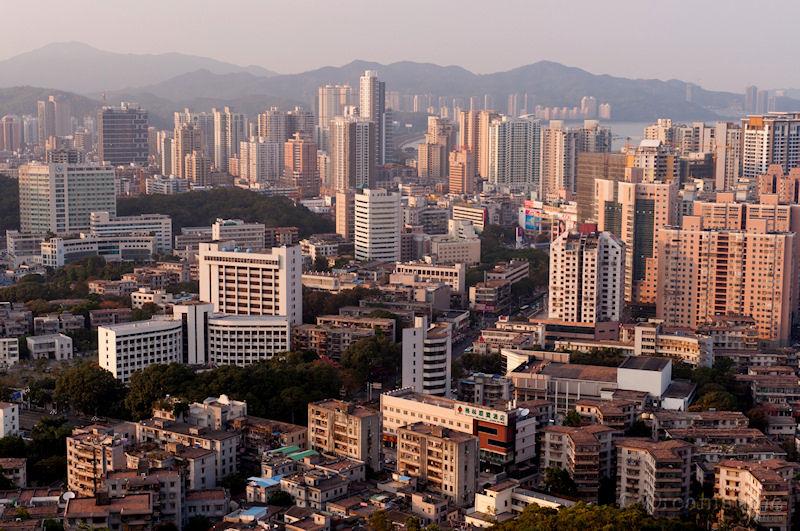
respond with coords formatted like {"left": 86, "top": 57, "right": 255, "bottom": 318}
{"left": 0, "top": 338, "right": 19, "bottom": 367}
{"left": 0, "top": 457, "right": 26, "bottom": 487}
{"left": 0, "top": 403, "right": 19, "bottom": 439}
{"left": 88, "top": 279, "right": 138, "bottom": 297}
{"left": 67, "top": 425, "right": 128, "bottom": 497}
{"left": 280, "top": 470, "right": 349, "bottom": 510}
{"left": 402, "top": 316, "right": 452, "bottom": 397}
{"left": 486, "top": 260, "right": 530, "bottom": 286}
{"left": 98, "top": 320, "right": 182, "bottom": 383}
{"left": 394, "top": 261, "right": 466, "bottom": 294}
{"left": 207, "top": 315, "right": 291, "bottom": 366}
{"left": 89, "top": 308, "right": 133, "bottom": 328}
{"left": 292, "top": 324, "right": 374, "bottom": 360}
{"left": 458, "top": 374, "right": 514, "bottom": 409}
{"left": 64, "top": 493, "right": 154, "bottom": 530}
{"left": 397, "top": 422, "right": 479, "bottom": 506}
{"left": 469, "top": 280, "right": 512, "bottom": 314}
{"left": 34, "top": 312, "right": 85, "bottom": 335}
{"left": 464, "top": 479, "right": 576, "bottom": 528}
{"left": 575, "top": 399, "right": 639, "bottom": 431}
{"left": 26, "top": 333, "right": 73, "bottom": 360}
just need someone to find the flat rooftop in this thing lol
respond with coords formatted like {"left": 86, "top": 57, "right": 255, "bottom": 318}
{"left": 619, "top": 356, "right": 670, "bottom": 371}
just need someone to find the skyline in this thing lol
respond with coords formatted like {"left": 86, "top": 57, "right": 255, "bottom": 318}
{"left": 2, "top": 0, "right": 800, "bottom": 92}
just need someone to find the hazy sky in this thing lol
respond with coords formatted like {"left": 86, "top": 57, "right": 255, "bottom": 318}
{"left": 2, "top": 0, "right": 797, "bottom": 92}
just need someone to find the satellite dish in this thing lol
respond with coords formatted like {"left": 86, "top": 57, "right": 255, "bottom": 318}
{"left": 62, "top": 492, "right": 76, "bottom": 502}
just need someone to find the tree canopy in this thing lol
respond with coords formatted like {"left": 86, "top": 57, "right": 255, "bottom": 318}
{"left": 54, "top": 361, "right": 126, "bottom": 417}
{"left": 117, "top": 188, "right": 333, "bottom": 237}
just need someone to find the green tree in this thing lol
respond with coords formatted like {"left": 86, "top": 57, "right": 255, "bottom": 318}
{"left": 689, "top": 390, "right": 737, "bottom": 412}
{"left": 367, "top": 510, "right": 392, "bottom": 531}
{"left": 124, "top": 363, "right": 197, "bottom": 420}
{"left": 541, "top": 467, "right": 578, "bottom": 498}
{"left": 0, "top": 436, "right": 27, "bottom": 458}
{"left": 54, "top": 361, "right": 126, "bottom": 416}
{"left": 184, "top": 515, "right": 211, "bottom": 531}
{"left": 267, "top": 490, "right": 293, "bottom": 506}
{"left": 460, "top": 352, "right": 503, "bottom": 374}
{"left": 404, "top": 517, "right": 422, "bottom": 531}
{"left": 561, "top": 410, "right": 582, "bottom": 427}
{"left": 340, "top": 336, "right": 401, "bottom": 388}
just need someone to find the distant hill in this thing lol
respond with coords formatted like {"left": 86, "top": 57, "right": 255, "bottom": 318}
{"left": 0, "top": 86, "right": 100, "bottom": 121}
{"left": 0, "top": 42, "right": 277, "bottom": 94}
{"left": 5, "top": 44, "right": 798, "bottom": 122}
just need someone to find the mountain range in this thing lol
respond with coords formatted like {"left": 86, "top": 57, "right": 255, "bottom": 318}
{"left": 0, "top": 42, "right": 778, "bottom": 126}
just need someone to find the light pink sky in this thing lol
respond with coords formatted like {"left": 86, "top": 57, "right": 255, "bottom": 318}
{"left": 1, "top": 0, "right": 797, "bottom": 91}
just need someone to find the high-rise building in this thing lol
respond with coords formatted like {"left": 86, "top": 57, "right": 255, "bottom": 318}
{"left": 284, "top": 133, "right": 319, "bottom": 198}
{"left": 37, "top": 95, "right": 71, "bottom": 142}
{"left": 657, "top": 216, "right": 796, "bottom": 345}
{"left": 714, "top": 122, "right": 742, "bottom": 191}
{"left": 317, "top": 85, "right": 352, "bottom": 150}
{"left": 595, "top": 175, "right": 678, "bottom": 303}
{"left": 744, "top": 85, "right": 758, "bottom": 114}
{"left": 330, "top": 116, "right": 374, "bottom": 192}
{"left": 575, "top": 152, "right": 629, "bottom": 223}
{"left": 632, "top": 140, "right": 679, "bottom": 183}
{"left": 540, "top": 120, "right": 578, "bottom": 200}
{"left": 160, "top": 135, "right": 173, "bottom": 176}
{"left": 308, "top": 399, "right": 381, "bottom": 472}
{"left": 354, "top": 188, "right": 401, "bottom": 262}
{"left": 402, "top": 316, "right": 452, "bottom": 397}
{"left": 359, "top": 70, "right": 386, "bottom": 166}
{"left": 0, "top": 115, "right": 22, "bottom": 152}
{"left": 174, "top": 108, "right": 214, "bottom": 156}
{"left": 172, "top": 123, "right": 201, "bottom": 179}
{"left": 576, "top": 120, "right": 612, "bottom": 153}
{"left": 448, "top": 149, "right": 477, "bottom": 195}
{"left": 417, "top": 116, "right": 454, "bottom": 179}
{"left": 198, "top": 242, "right": 302, "bottom": 325}
{"left": 239, "top": 137, "right": 280, "bottom": 184}
{"left": 488, "top": 116, "right": 541, "bottom": 193}
{"left": 548, "top": 231, "right": 625, "bottom": 323}
{"left": 185, "top": 151, "right": 211, "bottom": 186}
{"left": 97, "top": 103, "right": 149, "bottom": 166}
{"left": 213, "top": 106, "right": 246, "bottom": 173}
{"left": 335, "top": 190, "right": 355, "bottom": 241}
{"left": 741, "top": 113, "right": 800, "bottom": 179}
{"left": 19, "top": 156, "right": 116, "bottom": 235}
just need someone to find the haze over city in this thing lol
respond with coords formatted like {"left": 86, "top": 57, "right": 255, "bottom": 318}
{"left": 3, "top": 0, "right": 800, "bottom": 91}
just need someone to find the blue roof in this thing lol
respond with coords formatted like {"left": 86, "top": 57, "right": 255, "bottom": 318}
{"left": 247, "top": 475, "right": 282, "bottom": 487}
{"left": 242, "top": 507, "right": 269, "bottom": 517}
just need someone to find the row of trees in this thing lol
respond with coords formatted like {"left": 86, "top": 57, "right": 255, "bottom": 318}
{"left": 47, "top": 335, "right": 401, "bottom": 424}
{"left": 117, "top": 188, "right": 333, "bottom": 237}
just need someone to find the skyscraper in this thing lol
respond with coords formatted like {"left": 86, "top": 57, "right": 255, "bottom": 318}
{"left": 284, "top": 133, "right": 319, "bottom": 198}
{"left": 540, "top": 120, "right": 578, "bottom": 201}
{"left": 744, "top": 85, "right": 758, "bottom": 114}
{"left": 172, "top": 123, "right": 201, "bottom": 179}
{"left": 239, "top": 137, "right": 281, "bottom": 184}
{"left": 317, "top": 85, "right": 352, "bottom": 150}
{"left": 741, "top": 113, "right": 800, "bottom": 179}
{"left": 213, "top": 106, "right": 246, "bottom": 173}
{"left": 0, "top": 115, "right": 22, "bottom": 152}
{"left": 354, "top": 188, "right": 401, "bottom": 262}
{"left": 330, "top": 116, "right": 374, "bottom": 192}
{"left": 97, "top": 103, "right": 149, "bottom": 166}
{"left": 359, "top": 70, "right": 386, "bottom": 166}
{"left": 488, "top": 116, "right": 541, "bottom": 193}
{"left": 37, "top": 95, "right": 71, "bottom": 143}
{"left": 714, "top": 122, "right": 742, "bottom": 191}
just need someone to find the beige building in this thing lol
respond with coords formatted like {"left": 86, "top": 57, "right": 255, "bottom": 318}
{"left": 67, "top": 425, "right": 127, "bottom": 497}
{"left": 397, "top": 423, "right": 479, "bottom": 506}
{"left": 307, "top": 400, "right": 381, "bottom": 472}
{"left": 657, "top": 216, "right": 795, "bottom": 345}
{"left": 540, "top": 424, "right": 618, "bottom": 501}
{"left": 715, "top": 459, "right": 798, "bottom": 530}
{"left": 394, "top": 261, "right": 466, "bottom": 294}
{"left": 211, "top": 218, "right": 266, "bottom": 251}
{"left": 448, "top": 149, "right": 476, "bottom": 195}
{"left": 198, "top": 242, "right": 302, "bottom": 325}
{"left": 615, "top": 438, "right": 692, "bottom": 518}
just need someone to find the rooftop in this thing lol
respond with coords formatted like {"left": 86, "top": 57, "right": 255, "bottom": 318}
{"left": 619, "top": 356, "right": 670, "bottom": 371}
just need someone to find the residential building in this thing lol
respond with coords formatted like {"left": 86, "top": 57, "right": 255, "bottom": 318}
{"left": 449, "top": 148, "right": 477, "bottom": 195}
{"left": 0, "top": 338, "right": 19, "bottom": 368}
{"left": 27, "top": 333, "right": 73, "bottom": 360}
{"left": 239, "top": 137, "right": 281, "bottom": 184}
{"left": 397, "top": 423, "right": 479, "bottom": 506}
{"left": 486, "top": 260, "right": 530, "bottom": 285}
{"left": 207, "top": 315, "right": 291, "bottom": 366}
{"left": 615, "top": 438, "right": 693, "bottom": 518}
{"left": 284, "top": 133, "right": 319, "bottom": 198}
{"left": 213, "top": 106, "right": 246, "bottom": 173}
{"left": 548, "top": 231, "right": 624, "bottom": 323}
{"left": 469, "top": 280, "right": 512, "bottom": 314}
{"left": 488, "top": 116, "right": 541, "bottom": 193}
{"left": 402, "top": 316, "right": 452, "bottom": 397}
{"left": 359, "top": 70, "right": 386, "bottom": 165}
{"left": 354, "top": 188, "right": 401, "bottom": 262}
{"left": 330, "top": 116, "right": 374, "bottom": 192}
{"left": 317, "top": 84, "right": 352, "bottom": 151}
{"left": 308, "top": 399, "right": 381, "bottom": 472}
{"left": 742, "top": 113, "right": 800, "bottom": 179}
{"left": 67, "top": 425, "right": 127, "bottom": 496}
{"left": 394, "top": 261, "right": 466, "bottom": 294}
{"left": 211, "top": 218, "right": 266, "bottom": 251}
{"left": 64, "top": 493, "right": 154, "bottom": 530}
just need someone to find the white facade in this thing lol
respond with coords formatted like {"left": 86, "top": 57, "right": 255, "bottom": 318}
{"left": 741, "top": 113, "right": 800, "bottom": 179}
{"left": 0, "top": 403, "right": 19, "bottom": 438}
{"left": 212, "top": 106, "right": 245, "bottom": 173}
{"left": 18, "top": 162, "right": 116, "bottom": 235}
{"left": 488, "top": 116, "right": 541, "bottom": 193}
{"left": 354, "top": 188, "right": 401, "bottom": 262}
{"left": 207, "top": 315, "right": 291, "bottom": 366}
{"left": 26, "top": 334, "right": 73, "bottom": 360}
{"left": 0, "top": 338, "right": 19, "bottom": 367}
{"left": 211, "top": 218, "right": 266, "bottom": 251}
{"left": 98, "top": 320, "right": 183, "bottom": 383}
{"left": 540, "top": 120, "right": 578, "bottom": 201}
{"left": 41, "top": 234, "right": 155, "bottom": 268}
{"left": 402, "top": 317, "right": 452, "bottom": 397}
{"left": 172, "top": 303, "right": 214, "bottom": 365}
{"left": 549, "top": 231, "right": 624, "bottom": 323}
{"left": 89, "top": 211, "right": 172, "bottom": 254}
{"left": 198, "top": 243, "right": 302, "bottom": 325}
{"left": 239, "top": 138, "right": 281, "bottom": 184}
{"left": 394, "top": 262, "right": 466, "bottom": 294}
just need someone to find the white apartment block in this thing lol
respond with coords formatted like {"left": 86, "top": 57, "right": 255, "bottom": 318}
{"left": 198, "top": 242, "right": 302, "bottom": 325}
{"left": 239, "top": 138, "right": 281, "bottom": 184}
{"left": 402, "top": 316, "right": 452, "bottom": 397}
{"left": 741, "top": 113, "right": 800, "bottom": 179}
{"left": 354, "top": 188, "right": 401, "bottom": 262}
{"left": 308, "top": 400, "right": 381, "bottom": 472}
{"left": 0, "top": 402, "right": 19, "bottom": 438}
{"left": 89, "top": 211, "right": 173, "bottom": 254}
{"left": 26, "top": 334, "right": 73, "bottom": 361}
{"left": 18, "top": 162, "right": 116, "bottom": 235}
{"left": 394, "top": 262, "right": 466, "bottom": 294}
{"left": 98, "top": 320, "right": 183, "bottom": 383}
{"left": 41, "top": 234, "right": 155, "bottom": 268}
{"left": 488, "top": 116, "right": 541, "bottom": 193}
{"left": 207, "top": 315, "right": 291, "bottom": 366}
{"left": 211, "top": 218, "right": 266, "bottom": 251}
{"left": 549, "top": 231, "right": 624, "bottom": 323}
{"left": 0, "top": 338, "right": 19, "bottom": 367}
